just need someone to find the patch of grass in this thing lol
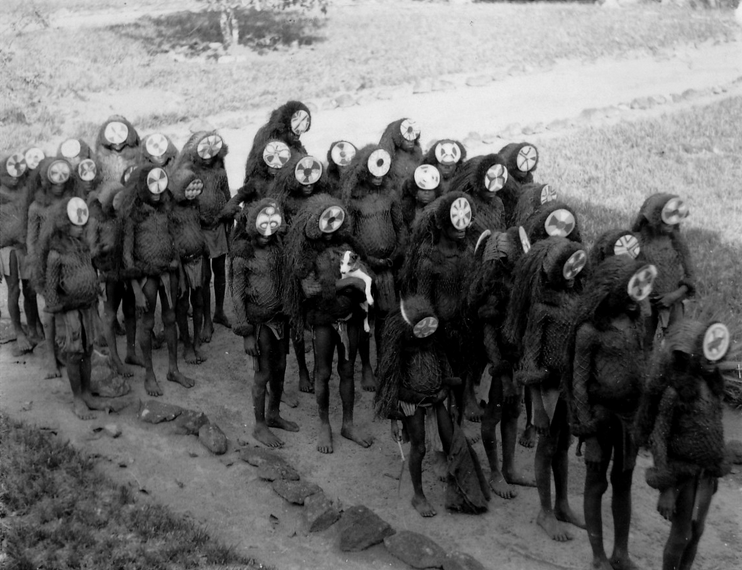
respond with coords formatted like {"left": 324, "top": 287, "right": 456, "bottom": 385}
{"left": 0, "top": 414, "right": 266, "bottom": 570}
{"left": 535, "top": 96, "right": 742, "bottom": 401}
{"left": 1, "top": 3, "right": 739, "bottom": 152}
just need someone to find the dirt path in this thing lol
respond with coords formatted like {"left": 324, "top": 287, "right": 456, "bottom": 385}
{"left": 2, "top": 40, "right": 742, "bottom": 570}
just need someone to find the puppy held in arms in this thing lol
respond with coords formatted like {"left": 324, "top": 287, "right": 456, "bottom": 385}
{"left": 339, "top": 250, "right": 374, "bottom": 332}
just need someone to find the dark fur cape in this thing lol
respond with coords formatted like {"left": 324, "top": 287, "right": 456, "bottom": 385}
{"left": 523, "top": 200, "right": 582, "bottom": 245}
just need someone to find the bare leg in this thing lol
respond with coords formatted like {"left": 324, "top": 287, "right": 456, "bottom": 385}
{"left": 293, "top": 326, "right": 313, "bottom": 393}
{"left": 122, "top": 285, "right": 143, "bottom": 367}
{"left": 103, "top": 282, "right": 132, "bottom": 377}
{"left": 41, "top": 310, "right": 60, "bottom": 378}
{"left": 138, "top": 278, "right": 162, "bottom": 396}
{"left": 21, "top": 279, "right": 42, "bottom": 342}
{"left": 265, "top": 326, "right": 298, "bottom": 434}
{"left": 608, "top": 466, "right": 637, "bottom": 570}
{"left": 520, "top": 388, "right": 536, "bottom": 448}
{"left": 201, "top": 255, "right": 214, "bottom": 342}
{"left": 313, "top": 325, "right": 335, "bottom": 453}
{"left": 585, "top": 462, "right": 612, "bottom": 570}
{"left": 404, "top": 409, "right": 436, "bottom": 517}
{"left": 191, "top": 286, "right": 206, "bottom": 362}
{"left": 338, "top": 321, "right": 373, "bottom": 448}
{"left": 79, "top": 344, "right": 127, "bottom": 414}
{"left": 663, "top": 478, "right": 695, "bottom": 570}
{"left": 677, "top": 478, "right": 713, "bottom": 570}
{"left": 177, "top": 288, "right": 197, "bottom": 364}
{"left": 482, "top": 373, "right": 516, "bottom": 499}
{"left": 212, "top": 255, "right": 230, "bottom": 328}
{"left": 553, "top": 413, "right": 585, "bottom": 530}
{"left": 162, "top": 272, "right": 195, "bottom": 389}
{"left": 252, "top": 326, "right": 284, "bottom": 448}
{"left": 67, "top": 352, "right": 96, "bottom": 420}
{"left": 7, "top": 256, "right": 33, "bottom": 354}
{"left": 502, "top": 392, "right": 534, "bottom": 487}
{"left": 359, "top": 330, "right": 376, "bottom": 392}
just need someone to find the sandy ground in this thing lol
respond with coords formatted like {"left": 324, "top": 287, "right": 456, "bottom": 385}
{"left": 2, "top": 39, "right": 742, "bottom": 570}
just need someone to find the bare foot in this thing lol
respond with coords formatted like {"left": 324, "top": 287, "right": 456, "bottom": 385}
{"left": 299, "top": 369, "right": 314, "bottom": 393}
{"left": 555, "top": 504, "right": 586, "bottom": 529}
{"left": 341, "top": 424, "right": 374, "bottom": 448}
{"left": 13, "top": 333, "right": 34, "bottom": 355}
{"left": 464, "top": 424, "right": 481, "bottom": 445}
{"left": 465, "top": 398, "right": 483, "bottom": 423}
{"left": 281, "top": 390, "right": 299, "bottom": 408}
{"left": 519, "top": 424, "right": 536, "bottom": 448}
{"left": 184, "top": 346, "right": 200, "bottom": 365}
{"left": 254, "top": 423, "right": 284, "bottom": 448}
{"left": 194, "top": 347, "right": 207, "bottom": 363}
{"left": 213, "top": 312, "right": 231, "bottom": 329}
{"left": 167, "top": 371, "right": 195, "bottom": 389}
{"left": 591, "top": 557, "right": 614, "bottom": 570}
{"left": 504, "top": 470, "right": 536, "bottom": 488}
{"left": 81, "top": 393, "right": 128, "bottom": 413}
{"left": 537, "top": 510, "right": 573, "bottom": 542}
{"left": 489, "top": 472, "right": 517, "bottom": 499}
{"left": 201, "top": 323, "right": 214, "bottom": 343}
{"left": 125, "top": 352, "right": 145, "bottom": 368}
{"left": 72, "top": 397, "right": 97, "bottom": 420}
{"left": 361, "top": 365, "right": 376, "bottom": 392}
{"left": 609, "top": 555, "right": 639, "bottom": 570}
{"left": 412, "top": 494, "right": 437, "bottom": 517}
{"left": 317, "top": 423, "right": 333, "bottom": 454}
{"left": 144, "top": 372, "right": 163, "bottom": 397}
{"left": 267, "top": 414, "right": 299, "bottom": 432}
{"left": 44, "top": 365, "right": 62, "bottom": 379}
{"left": 111, "top": 358, "right": 134, "bottom": 378}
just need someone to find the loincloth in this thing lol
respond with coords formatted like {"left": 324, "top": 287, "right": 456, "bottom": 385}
{"left": 0, "top": 246, "right": 30, "bottom": 279}
{"left": 399, "top": 400, "right": 434, "bottom": 417}
{"left": 58, "top": 305, "right": 97, "bottom": 355}
{"left": 179, "top": 256, "right": 203, "bottom": 293}
{"left": 313, "top": 313, "right": 353, "bottom": 352}
{"left": 532, "top": 386, "right": 569, "bottom": 439}
{"left": 584, "top": 410, "right": 637, "bottom": 472}
{"left": 202, "top": 226, "right": 228, "bottom": 258}
{"left": 257, "top": 319, "right": 287, "bottom": 342}
{"left": 139, "top": 273, "right": 174, "bottom": 309}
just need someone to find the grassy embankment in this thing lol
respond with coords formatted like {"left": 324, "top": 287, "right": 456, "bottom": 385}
{"left": 0, "top": 3, "right": 739, "bottom": 152}
{"left": 0, "top": 414, "right": 265, "bottom": 570}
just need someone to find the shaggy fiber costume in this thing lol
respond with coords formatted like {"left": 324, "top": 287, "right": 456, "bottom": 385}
{"left": 421, "top": 139, "right": 466, "bottom": 196}
{"left": 230, "top": 197, "right": 287, "bottom": 338}
{"left": 523, "top": 200, "right": 582, "bottom": 245}
{"left": 326, "top": 140, "right": 357, "bottom": 198}
{"left": 588, "top": 228, "right": 643, "bottom": 269}
{"left": 94, "top": 115, "right": 140, "bottom": 187}
{"left": 57, "top": 138, "right": 94, "bottom": 170}
{"left": 342, "top": 144, "right": 407, "bottom": 311}
{"left": 139, "top": 132, "right": 179, "bottom": 171}
{"left": 1, "top": 153, "right": 31, "bottom": 263}
{"left": 448, "top": 153, "right": 508, "bottom": 248}
{"left": 268, "top": 152, "right": 329, "bottom": 226}
{"left": 400, "top": 164, "right": 443, "bottom": 229}
{"left": 510, "top": 182, "right": 557, "bottom": 228}
{"left": 379, "top": 118, "right": 423, "bottom": 198}
{"left": 57, "top": 138, "right": 101, "bottom": 199}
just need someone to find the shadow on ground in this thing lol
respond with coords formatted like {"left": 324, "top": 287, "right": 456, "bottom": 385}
{"left": 113, "top": 7, "right": 326, "bottom": 55}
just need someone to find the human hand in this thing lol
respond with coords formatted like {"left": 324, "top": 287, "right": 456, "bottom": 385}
{"left": 657, "top": 487, "right": 677, "bottom": 521}
{"left": 243, "top": 334, "right": 259, "bottom": 357}
{"left": 391, "top": 420, "right": 402, "bottom": 443}
{"left": 652, "top": 291, "right": 679, "bottom": 309}
{"left": 336, "top": 276, "right": 366, "bottom": 292}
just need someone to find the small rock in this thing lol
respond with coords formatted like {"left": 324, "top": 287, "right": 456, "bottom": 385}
{"left": 443, "top": 551, "right": 486, "bottom": 570}
{"left": 546, "top": 118, "right": 570, "bottom": 131}
{"left": 500, "top": 123, "right": 522, "bottom": 138}
{"left": 602, "top": 106, "right": 622, "bottom": 118}
{"left": 521, "top": 122, "right": 544, "bottom": 136}
{"left": 669, "top": 93, "right": 683, "bottom": 103}
{"left": 302, "top": 492, "right": 340, "bottom": 532}
{"left": 103, "top": 424, "right": 121, "bottom": 438}
{"left": 190, "top": 119, "right": 216, "bottom": 133}
{"left": 432, "top": 79, "right": 455, "bottom": 92}
{"left": 257, "top": 459, "right": 300, "bottom": 482}
{"left": 630, "top": 97, "right": 653, "bottom": 110}
{"left": 712, "top": 85, "right": 725, "bottom": 95}
{"left": 338, "top": 505, "right": 395, "bottom": 552}
{"left": 507, "top": 64, "right": 526, "bottom": 76}
{"left": 219, "top": 454, "right": 236, "bottom": 467}
{"left": 321, "top": 99, "right": 339, "bottom": 111}
{"left": 239, "top": 447, "right": 282, "bottom": 467}
{"left": 466, "top": 131, "right": 482, "bottom": 141}
{"left": 172, "top": 409, "right": 209, "bottom": 436}
{"left": 20, "top": 401, "right": 33, "bottom": 412}
{"left": 91, "top": 368, "right": 130, "bottom": 398}
{"left": 384, "top": 530, "right": 446, "bottom": 569}
{"left": 272, "top": 479, "right": 322, "bottom": 505}
{"left": 480, "top": 133, "right": 500, "bottom": 144}
{"left": 355, "top": 95, "right": 377, "bottom": 106}
{"left": 413, "top": 79, "right": 433, "bottom": 94}
{"left": 465, "top": 75, "right": 492, "bottom": 88}
{"left": 650, "top": 94, "right": 668, "bottom": 105}
{"left": 579, "top": 107, "right": 603, "bottom": 121}
{"left": 138, "top": 400, "right": 184, "bottom": 424}
{"left": 198, "top": 423, "right": 228, "bottom": 455}
{"left": 334, "top": 93, "right": 357, "bottom": 108}
{"left": 727, "top": 440, "right": 742, "bottom": 464}
{"left": 681, "top": 88, "right": 701, "bottom": 101}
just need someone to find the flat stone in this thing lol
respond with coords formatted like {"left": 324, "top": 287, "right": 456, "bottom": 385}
{"left": 302, "top": 492, "right": 340, "bottom": 533}
{"left": 138, "top": 400, "right": 184, "bottom": 424}
{"left": 334, "top": 93, "right": 357, "bottom": 108}
{"left": 546, "top": 118, "right": 570, "bottom": 131}
{"left": 338, "top": 505, "right": 395, "bottom": 552}
{"left": 442, "top": 551, "right": 486, "bottom": 570}
{"left": 103, "top": 424, "right": 122, "bottom": 438}
{"left": 521, "top": 122, "right": 544, "bottom": 136}
{"left": 239, "top": 446, "right": 282, "bottom": 467}
{"left": 272, "top": 479, "right": 322, "bottom": 505}
{"left": 465, "top": 75, "right": 492, "bottom": 88}
{"left": 172, "top": 409, "right": 209, "bottom": 436}
{"left": 630, "top": 97, "right": 653, "bottom": 110}
{"left": 681, "top": 88, "right": 701, "bottom": 101}
{"left": 670, "top": 93, "right": 684, "bottom": 103}
{"left": 727, "top": 440, "right": 742, "bottom": 464}
{"left": 257, "top": 459, "right": 300, "bottom": 482}
{"left": 413, "top": 79, "right": 433, "bottom": 94}
{"left": 431, "top": 79, "right": 455, "bottom": 92}
{"left": 579, "top": 107, "right": 603, "bottom": 121}
{"left": 384, "top": 530, "right": 446, "bottom": 569}
{"left": 91, "top": 366, "right": 130, "bottom": 398}
{"left": 198, "top": 423, "right": 228, "bottom": 455}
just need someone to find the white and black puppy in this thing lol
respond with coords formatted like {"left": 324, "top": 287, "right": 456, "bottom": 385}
{"left": 339, "top": 250, "right": 374, "bottom": 332}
